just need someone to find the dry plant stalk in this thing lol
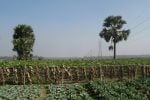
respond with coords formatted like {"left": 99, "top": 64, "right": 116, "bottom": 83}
{"left": 45, "top": 66, "right": 50, "bottom": 83}
{"left": 0, "top": 68, "right": 5, "bottom": 85}
{"left": 13, "top": 68, "right": 18, "bottom": 84}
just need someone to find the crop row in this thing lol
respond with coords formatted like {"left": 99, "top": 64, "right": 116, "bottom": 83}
{"left": 46, "top": 84, "right": 92, "bottom": 100}
{"left": 85, "top": 79, "right": 150, "bottom": 100}
{"left": 0, "top": 78, "right": 150, "bottom": 100}
{"left": 0, "top": 58, "right": 150, "bottom": 67}
{"left": 45, "top": 78, "right": 150, "bottom": 100}
{"left": 0, "top": 85, "right": 43, "bottom": 100}
{"left": 0, "top": 64, "right": 150, "bottom": 84}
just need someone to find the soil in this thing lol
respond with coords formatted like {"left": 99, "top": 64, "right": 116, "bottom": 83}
{"left": 36, "top": 88, "right": 47, "bottom": 100}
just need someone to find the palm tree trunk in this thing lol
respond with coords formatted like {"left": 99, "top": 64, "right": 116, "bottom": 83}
{"left": 114, "top": 42, "right": 116, "bottom": 59}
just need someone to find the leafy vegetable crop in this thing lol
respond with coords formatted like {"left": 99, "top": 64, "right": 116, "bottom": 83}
{"left": 0, "top": 85, "right": 43, "bottom": 100}
{"left": 0, "top": 78, "right": 149, "bottom": 100}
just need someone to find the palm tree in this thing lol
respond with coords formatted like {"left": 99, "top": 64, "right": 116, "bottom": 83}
{"left": 99, "top": 16, "right": 130, "bottom": 59}
{"left": 12, "top": 24, "right": 35, "bottom": 60}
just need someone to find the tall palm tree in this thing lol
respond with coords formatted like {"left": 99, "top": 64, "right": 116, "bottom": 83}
{"left": 99, "top": 16, "right": 130, "bottom": 59}
{"left": 12, "top": 24, "right": 35, "bottom": 60}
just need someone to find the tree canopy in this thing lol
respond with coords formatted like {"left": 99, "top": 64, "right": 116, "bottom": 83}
{"left": 12, "top": 24, "right": 35, "bottom": 60}
{"left": 99, "top": 16, "right": 130, "bottom": 59}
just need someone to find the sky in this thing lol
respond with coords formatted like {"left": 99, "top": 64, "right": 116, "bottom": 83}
{"left": 0, "top": 0, "right": 150, "bottom": 57}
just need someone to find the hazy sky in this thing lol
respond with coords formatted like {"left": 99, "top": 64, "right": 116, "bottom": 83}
{"left": 0, "top": 0, "right": 150, "bottom": 57}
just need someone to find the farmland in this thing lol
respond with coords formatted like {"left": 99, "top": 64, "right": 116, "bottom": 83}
{"left": 0, "top": 58, "right": 150, "bottom": 84}
{"left": 1, "top": 0, "right": 150, "bottom": 99}
{"left": 0, "top": 58, "right": 150, "bottom": 99}
{"left": 0, "top": 78, "right": 150, "bottom": 100}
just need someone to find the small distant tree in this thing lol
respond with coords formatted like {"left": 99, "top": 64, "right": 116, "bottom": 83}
{"left": 12, "top": 24, "right": 35, "bottom": 60}
{"left": 99, "top": 16, "right": 130, "bottom": 59}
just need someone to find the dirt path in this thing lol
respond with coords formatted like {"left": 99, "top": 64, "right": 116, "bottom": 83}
{"left": 36, "top": 88, "right": 47, "bottom": 100}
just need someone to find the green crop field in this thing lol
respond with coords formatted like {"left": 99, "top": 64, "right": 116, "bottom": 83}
{"left": 0, "top": 78, "right": 150, "bottom": 100}
{"left": 0, "top": 58, "right": 150, "bottom": 67}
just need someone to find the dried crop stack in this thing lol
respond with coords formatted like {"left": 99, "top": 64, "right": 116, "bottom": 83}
{"left": 0, "top": 65, "right": 150, "bottom": 84}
